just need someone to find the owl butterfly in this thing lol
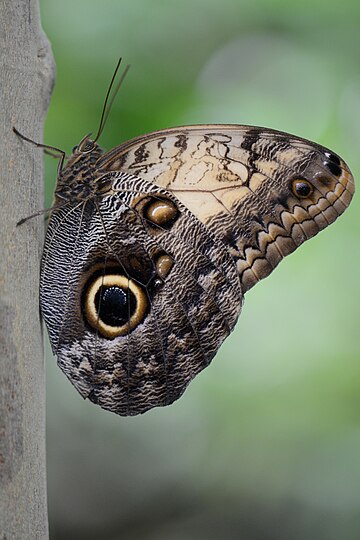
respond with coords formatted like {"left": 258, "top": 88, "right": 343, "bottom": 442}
{"left": 18, "top": 60, "right": 355, "bottom": 416}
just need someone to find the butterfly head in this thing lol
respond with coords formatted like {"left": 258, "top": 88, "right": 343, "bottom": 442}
{"left": 69, "top": 133, "right": 103, "bottom": 157}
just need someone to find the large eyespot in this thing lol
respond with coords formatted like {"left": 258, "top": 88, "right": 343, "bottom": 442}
{"left": 291, "top": 179, "right": 314, "bottom": 199}
{"left": 83, "top": 274, "right": 148, "bottom": 338}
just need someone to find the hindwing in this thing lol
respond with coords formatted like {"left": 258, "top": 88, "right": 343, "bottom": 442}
{"left": 40, "top": 173, "right": 242, "bottom": 416}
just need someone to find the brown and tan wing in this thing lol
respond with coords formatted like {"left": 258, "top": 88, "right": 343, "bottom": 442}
{"left": 99, "top": 125, "right": 355, "bottom": 292}
{"left": 41, "top": 173, "right": 243, "bottom": 416}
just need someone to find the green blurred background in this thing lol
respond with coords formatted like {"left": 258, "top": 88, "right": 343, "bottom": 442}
{"left": 40, "top": 1, "right": 360, "bottom": 538}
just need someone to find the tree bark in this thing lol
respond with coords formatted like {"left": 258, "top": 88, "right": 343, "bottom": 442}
{"left": 0, "top": 1, "right": 54, "bottom": 538}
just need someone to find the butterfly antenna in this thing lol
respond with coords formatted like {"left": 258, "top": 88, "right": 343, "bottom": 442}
{"left": 13, "top": 127, "right": 66, "bottom": 173}
{"left": 93, "top": 58, "right": 130, "bottom": 143}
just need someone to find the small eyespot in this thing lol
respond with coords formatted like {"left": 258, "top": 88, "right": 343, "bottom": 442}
{"left": 144, "top": 198, "right": 179, "bottom": 228}
{"left": 155, "top": 254, "right": 174, "bottom": 280}
{"left": 291, "top": 179, "right": 314, "bottom": 198}
{"left": 83, "top": 274, "right": 147, "bottom": 339}
{"left": 132, "top": 195, "right": 180, "bottom": 234}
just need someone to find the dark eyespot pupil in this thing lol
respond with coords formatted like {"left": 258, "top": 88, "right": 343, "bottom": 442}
{"left": 295, "top": 181, "right": 312, "bottom": 197}
{"left": 95, "top": 286, "right": 136, "bottom": 326}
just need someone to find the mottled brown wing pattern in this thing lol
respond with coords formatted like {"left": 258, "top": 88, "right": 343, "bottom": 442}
{"left": 99, "top": 125, "right": 354, "bottom": 292}
{"left": 40, "top": 124, "right": 354, "bottom": 416}
{"left": 40, "top": 173, "right": 242, "bottom": 415}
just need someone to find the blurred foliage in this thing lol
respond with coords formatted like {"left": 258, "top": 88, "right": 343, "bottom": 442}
{"left": 40, "top": 0, "right": 360, "bottom": 539}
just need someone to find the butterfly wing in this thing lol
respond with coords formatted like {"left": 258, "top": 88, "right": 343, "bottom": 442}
{"left": 41, "top": 124, "right": 354, "bottom": 416}
{"left": 40, "top": 174, "right": 242, "bottom": 416}
{"left": 99, "top": 125, "right": 354, "bottom": 292}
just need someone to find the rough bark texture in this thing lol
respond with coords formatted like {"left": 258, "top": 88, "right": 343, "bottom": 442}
{"left": 0, "top": 1, "right": 54, "bottom": 538}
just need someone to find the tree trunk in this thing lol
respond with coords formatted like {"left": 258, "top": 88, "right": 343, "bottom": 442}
{"left": 0, "top": 1, "right": 54, "bottom": 538}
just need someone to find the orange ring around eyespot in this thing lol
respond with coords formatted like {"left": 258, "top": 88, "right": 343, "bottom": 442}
{"left": 84, "top": 274, "right": 148, "bottom": 338}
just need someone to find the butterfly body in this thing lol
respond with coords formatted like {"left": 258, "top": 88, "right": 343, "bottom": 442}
{"left": 40, "top": 124, "right": 354, "bottom": 416}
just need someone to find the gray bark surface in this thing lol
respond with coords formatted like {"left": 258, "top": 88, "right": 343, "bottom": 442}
{"left": 0, "top": 1, "right": 55, "bottom": 538}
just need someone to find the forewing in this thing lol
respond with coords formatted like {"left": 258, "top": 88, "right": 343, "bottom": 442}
{"left": 99, "top": 125, "right": 354, "bottom": 292}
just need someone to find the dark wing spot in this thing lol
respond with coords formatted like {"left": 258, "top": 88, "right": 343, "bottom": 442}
{"left": 324, "top": 151, "right": 341, "bottom": 166}
{"left": 174, "top": 133, "right": 188, "bottom": 151}
{"left": 276, "top": 193, "right": 290, "bottom": 210}
{"left": 241, "top": 129, "right": 261, "bottom": 172}
{"left": 323, "top": 160, "right": 342, "bottom": 178}
{"left": 134, "top": 143, "right": 150, "bottom": 164}
{"left": 252, "top": 213, "right": 266, "bottom": 228}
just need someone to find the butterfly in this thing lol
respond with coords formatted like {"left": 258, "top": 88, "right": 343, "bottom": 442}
{"left": 16, "top": 60, "right": 355, "bottom": 416}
